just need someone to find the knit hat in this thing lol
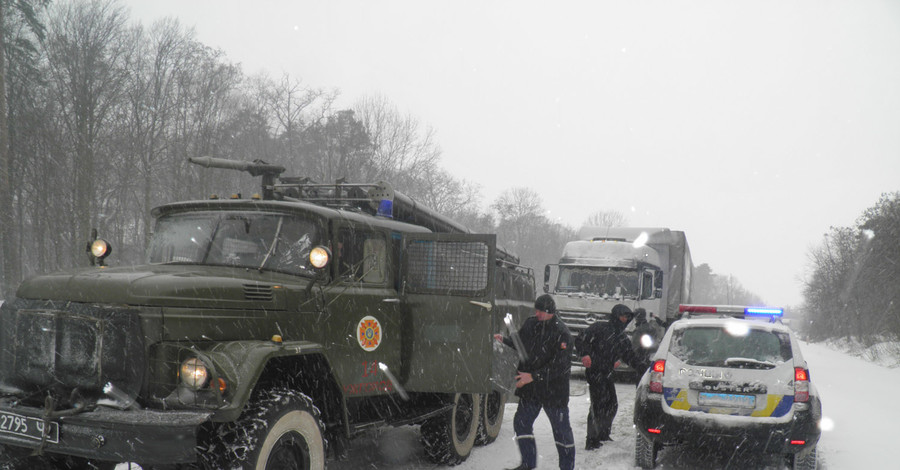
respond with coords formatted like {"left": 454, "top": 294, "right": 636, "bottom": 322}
{"left": 534, "top": 294, "right": 557, "bottom": 314}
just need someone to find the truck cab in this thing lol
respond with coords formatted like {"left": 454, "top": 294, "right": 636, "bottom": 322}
{"left": 544, "top": 228, "right": 692, "bottom": 364}
{"left": 0, "top": 158, "right": 533, "bottom": 469}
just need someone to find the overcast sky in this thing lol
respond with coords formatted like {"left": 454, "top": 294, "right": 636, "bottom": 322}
{"left": 123, "top": 0, "right": 900, "bottom": 308}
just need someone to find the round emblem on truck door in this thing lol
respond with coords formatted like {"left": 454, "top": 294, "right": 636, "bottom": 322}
{"left": 357, "top": 316, "right": 382, "bottom": 351}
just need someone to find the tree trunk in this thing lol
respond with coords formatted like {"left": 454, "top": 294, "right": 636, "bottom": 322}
{"left": 0, "top": 3, "right": 17, "bottom": 297}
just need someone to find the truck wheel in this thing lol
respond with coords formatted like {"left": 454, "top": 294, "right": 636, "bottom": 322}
{"left": 475, "top": 391, "right": 506, "bottom": 445}
{"left": 790, "top": 446, "right": 817, "bottom": 470}
{"left": 634, "top": 433, "right": 658, "bottom": 469}
{"left": 199, "top": 388, "right": 325, "bottom": 470}
{"left": 421, "top": 393, "right": 481, "bottom": 465}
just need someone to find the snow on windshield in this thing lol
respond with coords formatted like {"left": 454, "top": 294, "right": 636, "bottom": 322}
{"left": 670, "top": 326, "right": 792, "bottom": 367}
{"left": 146, "top": 211, "right": 322, "bottom": 275}
{"left": 556, "top": 266, "right": 639, "bottom": 298}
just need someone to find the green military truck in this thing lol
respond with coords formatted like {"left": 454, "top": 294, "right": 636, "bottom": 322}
{"left": 0, "top": 157, "right": 534, "bottom": 469}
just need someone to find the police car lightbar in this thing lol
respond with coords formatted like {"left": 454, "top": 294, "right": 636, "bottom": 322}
{"left": 744, "top": 307, "right": 784, "bottom": 317}
{"left": 678, "top": 304, "right": 784, "bottom": 320}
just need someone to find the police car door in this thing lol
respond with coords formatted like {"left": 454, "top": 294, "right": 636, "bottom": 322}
{"left": 401, "top": 233, "right": 498, "bottom": 394}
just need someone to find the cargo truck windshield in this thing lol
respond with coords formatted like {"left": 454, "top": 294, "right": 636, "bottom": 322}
{"left": 556, "top": 266, "right": 639, "bottom": 298}
{"left": 147, "top": 211, "right": 323, "bottom": 275}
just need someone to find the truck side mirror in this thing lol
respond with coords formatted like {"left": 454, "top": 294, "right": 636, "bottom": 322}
{"left": 543, "top": 265, "right": 551, "bottom": 293}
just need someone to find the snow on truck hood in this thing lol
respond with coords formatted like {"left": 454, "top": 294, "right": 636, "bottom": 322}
{"left": 15, "top": 265, "right": 294, "bottom": 309}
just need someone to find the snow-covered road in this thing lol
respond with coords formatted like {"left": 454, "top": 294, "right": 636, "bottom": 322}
{"left": 329, "top": 371, "right": 789, "bottom": 470}
{"left": 117, "top": 341, "right": 898, "bottom": 469}
{"left": 327, "top": 341, "right": 899, "bottom": 470}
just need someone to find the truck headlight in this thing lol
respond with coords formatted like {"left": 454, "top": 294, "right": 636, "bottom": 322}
{"left": 309, "top": 246, "right": 331, "bottom": 269}
{"left": 180, "top": 357, "right": 209, "bottom": 390}
{"left": 90, "top": 239, "right": 111, "bottom": 258}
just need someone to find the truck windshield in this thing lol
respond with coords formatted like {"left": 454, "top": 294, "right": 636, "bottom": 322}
{"left": 556, "top": 266, "right": 639, "bottom": 298}
{"left": 146, "top": 211, "right": 323, "bottom": 276}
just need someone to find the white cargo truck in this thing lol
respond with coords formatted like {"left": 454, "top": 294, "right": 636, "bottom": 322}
{"left": 544, "top": 227, "right": 693, "bottom": 347}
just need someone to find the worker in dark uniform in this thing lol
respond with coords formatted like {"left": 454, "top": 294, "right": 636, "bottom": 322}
{"left": 577, "top": 304, "right": 649, "bottom": 450}
{"left": 494, "top": 294, "right": 575, "bottom": 470}
{"left": 632, "top": 308, "right": 665, "bottom": 365}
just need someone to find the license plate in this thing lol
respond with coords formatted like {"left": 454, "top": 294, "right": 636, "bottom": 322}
{"left": 698, "top": 392, "right": 756, "bottom": 408}
{"left": 0, "top": 411, "right": 59, "bottom": 443}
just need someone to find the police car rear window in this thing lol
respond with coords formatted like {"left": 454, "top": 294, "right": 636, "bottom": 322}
{"left": 670, "top": 326, "right": 792, "bottom": 368}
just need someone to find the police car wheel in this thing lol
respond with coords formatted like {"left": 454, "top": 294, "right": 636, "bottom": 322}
{"left": 199, "top": 388, "right": 325, "bottom": 470}
{"left": 790, "top": 445, "right": 817, "bottom": 470}
{"left": 421, "top": 393, "right": 481, "bottom": 464}
{"left": 634, "top": 433, "right": 658, "bottom": 469}
{"left": 475, "top": 391, "right": 506, "bottom": 445}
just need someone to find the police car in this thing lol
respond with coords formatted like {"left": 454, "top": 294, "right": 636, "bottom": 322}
{"left": 633, "top": 305, "right": 822, "bottom": 469}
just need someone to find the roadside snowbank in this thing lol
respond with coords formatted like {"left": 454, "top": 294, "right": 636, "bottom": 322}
{"left": 824, "top": 336, "right": 900, "bottom": 368}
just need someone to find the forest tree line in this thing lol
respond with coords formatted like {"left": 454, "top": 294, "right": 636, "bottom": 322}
{"left": 2, "top": 0, "right": 758, "bottom": 308}
{"left": 801, "top": 192, "right": 900, "bottom": 342}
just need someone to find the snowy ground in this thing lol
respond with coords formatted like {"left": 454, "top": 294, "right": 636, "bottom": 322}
{"left": 328, "top": 340, "right": 900, "bottom": 470}
{"left": 116, "top": 340, "right": 899, "bottom": 469}
{"left": 328, "top": 373, "right": 789, "bottom": 470}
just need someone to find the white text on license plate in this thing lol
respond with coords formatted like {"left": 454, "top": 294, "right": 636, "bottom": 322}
{"left": 698, "top": 392, "right": 756, "bottom": 408}
{"left": 0, "top": 411, "right": 59, "bottom": 443}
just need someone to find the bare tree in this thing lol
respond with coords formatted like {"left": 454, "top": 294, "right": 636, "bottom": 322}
{"left": 0, "top": 0, "right": 48, "bottom": 296}
{"left": 491, "top": 187, "right": 565, "bottom": 269}
{"left": 353, "top": 94, "right": 441, "bottom": 188}
{"left": 262, "top": 72, "right": 333, "bottom": 173}
{"left": 416, "top": 166, "right": 481, "bottom": 218}
{"left": 802, "top": 226, "right": 859, "bottom": 340}
{"left": 167, "top": 46, "right": 242, "bottom": 200}
{"left": 582, "top": 210, "right": 628, "bottom": 229}
{"left": 691, "top": 263, "right": 764, "bottom": 306}
{"left": 43, "top": 0, "right": 131, "bottom": 264}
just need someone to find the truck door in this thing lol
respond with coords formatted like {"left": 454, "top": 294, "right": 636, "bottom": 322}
{"left": 400, "top": 233, "right": 502, "bottom": 394}
{"left": 324, "top": 226, "right": 404, "bottom": 399}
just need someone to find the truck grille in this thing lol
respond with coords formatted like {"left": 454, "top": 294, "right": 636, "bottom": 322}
{"left": 0, "top": 300, "right": 145, "bottom": 402}
{"left": 243, "top": 284, "right": 274, "bottom": 301}
{"left": 557, "top": 310, "right": 608, "bottom": 336}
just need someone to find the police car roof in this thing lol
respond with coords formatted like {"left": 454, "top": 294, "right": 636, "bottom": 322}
{"left": 676, "top": 304, "right": 789, "bottom": 328}
{"left": 670, "top": 316, "right": 793, "bottom": 334}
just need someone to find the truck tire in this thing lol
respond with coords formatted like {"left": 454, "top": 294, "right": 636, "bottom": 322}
{"left": 475, "top": 391, "right": 506, "bottom": 445}
{"left": 199, "top": 388, "right": 325, "bottom": 470}
{"left": 421, "top": 393, "right": 481, "bottom": 465}
{"left": 634, "top": 433, "right": 658, "bottom": 469}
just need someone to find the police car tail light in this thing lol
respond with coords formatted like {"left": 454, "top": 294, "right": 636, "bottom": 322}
{"left": 649, "top": 359, "right": 665, "bottom": 393}
{"left": 794, "top": 367, "right": 810, "bottom": 403}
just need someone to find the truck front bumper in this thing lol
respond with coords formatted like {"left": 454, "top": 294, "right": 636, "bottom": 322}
{"left": 0, "top": 402, "right": 210, "bottom": 465}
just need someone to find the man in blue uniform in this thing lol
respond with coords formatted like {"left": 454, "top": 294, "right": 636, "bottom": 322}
{"left": 577, "top": 303, "right": 649, "bottom": 450}
{"left": 495, "top": 294, "right": 575, "bottom": 470}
